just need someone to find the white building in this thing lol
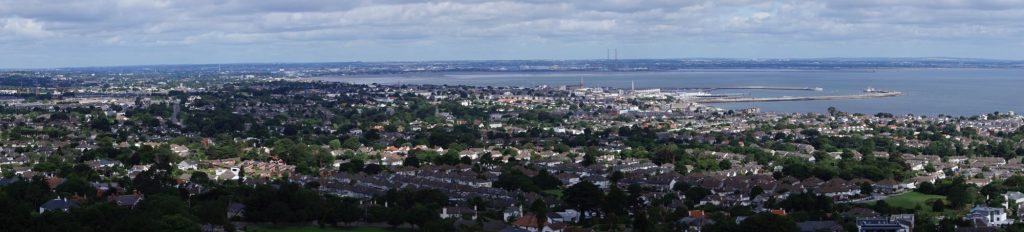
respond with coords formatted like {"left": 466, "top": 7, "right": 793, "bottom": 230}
{"left": 964, "top": 205, "right": 1013, "bottom": 227}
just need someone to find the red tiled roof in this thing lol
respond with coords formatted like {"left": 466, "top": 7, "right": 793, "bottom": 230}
{"left": 689, "top": 210, "right": 705, "bottom": 218}
{"left": 512, "top": 214, "right": 541, "bottom": 229}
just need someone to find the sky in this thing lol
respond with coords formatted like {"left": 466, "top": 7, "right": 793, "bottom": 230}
{"left": 2, "top": 0, "right": 1024, "bottom": 68}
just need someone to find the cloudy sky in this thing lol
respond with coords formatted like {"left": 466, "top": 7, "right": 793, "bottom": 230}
{"left": 2, "top": 0, "right": 1024, "bottom": 68}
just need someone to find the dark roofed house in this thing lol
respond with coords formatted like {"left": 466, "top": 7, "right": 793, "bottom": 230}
{"left": 856, "top": 217, "right": 909, "bottom": 232}
{"left": 499, "top": 227, "right": 531, "bottom": 232}
{"left": 440, "top": 206, "right": 478, "bottom": 220}
{"left": 112, "top": 194, "right": 143, "bottom": 208}
{"left": 227, "top": 202, "right": 246, "bottom": 219}
{"left": 511, "top": 214, "right": 567, "bottom": 232}
{"left": 39, "top": 198, "right": 78, "bottom": 213}
{"left": 875, "top": 179, "right": 901, "bottom": 194}
{"left": 0, "top": 178, "right": 17, "bottom": 186}
{"left": 797, "top": 220, "right": 843, "bottom": 232}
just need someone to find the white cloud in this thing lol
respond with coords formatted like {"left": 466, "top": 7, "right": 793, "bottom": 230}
{"left": 0, "top": 0, "right": 1022, "bottom": 67}
{"left": 1, "top": 17, "right": 56, "bottom": 38}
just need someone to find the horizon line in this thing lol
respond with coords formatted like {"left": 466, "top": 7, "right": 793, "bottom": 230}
{"left": 4, "top": 56, "right": 1023, "bottom": 71}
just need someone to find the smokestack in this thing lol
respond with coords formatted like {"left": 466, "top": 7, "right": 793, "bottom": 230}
{"left": 614, "top": 48, "right": 618, "bottom": 61}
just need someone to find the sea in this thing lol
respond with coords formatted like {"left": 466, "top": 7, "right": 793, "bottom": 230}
{"left": 313, "top": 68, "right": 1024, "bottom": 116}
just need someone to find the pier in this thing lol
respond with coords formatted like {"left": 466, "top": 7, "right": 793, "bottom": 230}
{"left": 694, "top": 91, "right": 902, "bottom": 103}
{"left": 664, "top": 86, "right": 824, "bottom": 92}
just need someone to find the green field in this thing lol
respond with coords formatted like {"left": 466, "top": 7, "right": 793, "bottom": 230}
{"left": 247, "top": 226, "right": 408, "bottom": 232}
{"left": 884, "top": 191, "right": 946, "bottom": 209}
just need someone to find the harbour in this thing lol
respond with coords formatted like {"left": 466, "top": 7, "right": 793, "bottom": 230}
{"left": 318, "top": 68, "right": 1024, "bottom": 115}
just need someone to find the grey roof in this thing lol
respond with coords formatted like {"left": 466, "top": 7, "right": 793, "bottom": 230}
{"left": 0, "top": 178, "right": 17, "bottom": 186}
{"left": 113, "top": 195, "right": 143, "bottom": 206}
{"left": 228, "top": 202, "right": 246, "bottom": 213}
{"left": 498, "top": 227, "right": 531, "bottom": 232}
{"left": 797, "top": 221, "right": 840, "bottom": 232}
{"left": 40, "top": 199, "right": 78, "bottom": 211}
{"left": 1006, "top": 191, "right": 1024, "bottom": 200}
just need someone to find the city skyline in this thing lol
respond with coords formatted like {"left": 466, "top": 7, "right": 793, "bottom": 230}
{"left": 2, "top": 0, "right": 1024, "bottom": 68}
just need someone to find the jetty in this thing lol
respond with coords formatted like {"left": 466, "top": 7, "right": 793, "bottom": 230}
{"left": 665, "top": 86, "right": 824, "bottom": 92}
{"left": 695, "top": 91, "right": 902, "bottom": 103}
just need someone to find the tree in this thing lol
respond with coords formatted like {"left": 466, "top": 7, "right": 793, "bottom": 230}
{"left": 532, "top": 170, "right": 562, "bottom": 190}
{"left": 530, "top": 199, "right": 548, "bottom": 230}
{"left": 55, "top": 177, "right": 93, "bottom": 198}
{"left": 632, "top": 210, "right": 653, "bottom": 232}
{"left": 563, "top": 181, "right": 604, "bottom": 220}
{"left": 342, "top": 137, "right": 361, "bottom": 149}
{"left": 947, "top": 185, "right": 979, "bottom": 209}
{"left": 716, "top": 159, "right": 733, "bottom": 170}
{"left": 189, "top": 171, "right": 210, "bottom": 185}
{"left": 404, "top": 156, "right": 421, "bottom": 167}
{"left": 653, "top": 144, "right": 680, "bottom": 165}
{"left": 406, "top": 204, "right": 438, "bottom": 229}
{"left": 494, "top": 170, "right": 539, "bottom": 192}
{"left": 363, "top": 164, "right": 382, "bottom": 175}
{"left": 328, "top": 139, "right": 342, "bottom": 149}
{"left": 604, "top": 185, "right": 628, "bottom": 218}
{"left": 158, "top": 214, "right": 201, "bottom": 232}
{"left": 750, "top": 186, "right": 764, "bottom": 197}
{"left": 609, "top": 171, "right": 624, "bottom": 183}
{"left": 339, "top": 159, "right": 365, "bottom": 173}
{"left": 684, "top": 187, "right": 712, "bottom": 206}
{"left": 917, "top": 181, "right": 935, "bottom": 194}
{"left": 582, "top": 153, "right": 597, "bottom": 167}
{"left": 931, "top": 200, "right": 945, "bottom": 212}
{"left": 861, "top": 182, "right": 874, "bottom": 195}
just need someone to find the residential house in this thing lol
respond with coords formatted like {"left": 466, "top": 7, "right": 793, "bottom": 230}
{"left": 39, "top": 198, "right": 78, "bottom": 213}
{"left": 111, "top": 194, "right": 144, "bottom": 208}
{"left": 964, "top": 205, "right": 1013, "bottom": 227}
{"left": 797, "top": 221, "right": 843, "bottom": 232}
{"left": 511, "top": 214, "right": 566, "bottom": 232}
{"left": 855, "top": 217, "right": 910, "bottom": 232}
{"left": 1004, "top": 192, "right": 1024, "bottom": 210}
{"left": 178, "top": 160, "right": 199, "bottom": 171}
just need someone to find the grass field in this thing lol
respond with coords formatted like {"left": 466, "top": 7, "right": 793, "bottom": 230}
{"left": 247, "top": 226, "right": 408, "bottom": 232}
{"left": 884, "top": 191, "right": 946, "bottom": 209}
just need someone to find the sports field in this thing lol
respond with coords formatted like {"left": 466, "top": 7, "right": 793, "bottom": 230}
{"left": 883, "top": 191, "right": 946, "bottom": 209}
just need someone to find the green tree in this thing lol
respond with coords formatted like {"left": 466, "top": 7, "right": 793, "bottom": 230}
{"left": 342, "top": 137, "right": 361, "bottom": 149}
{"left": 530, "top": 199, "right": 548, "bottom": 230}
{"left": 328, "top": 139, "right": 342, "bottom": 149}
{"left": 948, "top": 185, "right": 979, "bottom": 209}
{"left": 604, "top": 185, "right": 628, "bottom": 218}
{"left": 404, "top": 156, "right": 421, "bottom": 167}
{"left": 563, "top": 181, "right": 604, "bottom": 220}
{"left": 532, "top": 170, "right": 562, "bottom": 190}
{"left": 718, "top": 159, "right": 732, "bottom": 170}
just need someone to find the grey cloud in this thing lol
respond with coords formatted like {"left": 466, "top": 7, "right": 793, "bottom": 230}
{"left": 0, "top": 0, "right": 1022, "bottom": 67}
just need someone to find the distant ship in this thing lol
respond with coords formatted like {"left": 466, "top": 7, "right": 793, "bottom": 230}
{"left": 864, "top": 87, "right": 886, "bottom": 93}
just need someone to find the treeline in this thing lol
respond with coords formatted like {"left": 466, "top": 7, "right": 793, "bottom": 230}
{"left": 0, "top": 176, "right": 468, "bottom": 232}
